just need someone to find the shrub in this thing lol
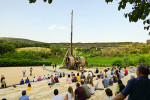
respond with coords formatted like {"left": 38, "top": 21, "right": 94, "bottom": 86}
{"left": 111, "top": 59, "right": 124, "bottom": 67}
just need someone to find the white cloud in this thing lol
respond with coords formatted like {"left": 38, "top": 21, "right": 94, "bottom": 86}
{"left": 48, "top": 24, "right": 69, "bottom": 31}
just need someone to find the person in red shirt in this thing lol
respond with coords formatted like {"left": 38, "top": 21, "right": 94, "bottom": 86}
{"left": 124, "top": 67, "right": 128, "bottom": 76}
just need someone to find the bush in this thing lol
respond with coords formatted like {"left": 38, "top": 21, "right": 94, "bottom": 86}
{"left": 111, "top": 59, "right": 124, "bottom": 67}
{"left": 127, "top": 58, "right": 138, "bottom": 66}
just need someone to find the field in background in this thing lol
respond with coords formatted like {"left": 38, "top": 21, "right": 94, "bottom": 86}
{"left": 17, "top": 47, "right": 50, "bottom": 52}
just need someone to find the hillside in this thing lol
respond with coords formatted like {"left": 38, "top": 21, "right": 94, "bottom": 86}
{"left": 0, "top": 37, "right": 41, "bottom": 43}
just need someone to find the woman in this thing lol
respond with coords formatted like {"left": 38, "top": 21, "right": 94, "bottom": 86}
{"left": 76, "top": 73, "right": 81, "bottom": 82}
{"left": 27, "top": 83, "right": 31, "bottom": 91}
{"left": 64, "top": 86, "right": 74, "bottom": 100}
{"left": 66, "top": 74, "right": 72, "bottom": 84}
{"left": 115, "top": 80, "right": 125, "bottom": 95}
{"left": 113, "top": 70, "right": 120, "bottom": 83}
{"left": 88, "top": 80, "right": 95, "bottom": 95}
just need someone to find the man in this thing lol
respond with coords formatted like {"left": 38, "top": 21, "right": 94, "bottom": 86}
{"left": 102, "top": 74, "right": 109, "bottom": 88}
{"left": 20, "top": 79, "right": 24, "bottom": 85}
{"left": 124, "top": 67, "right": 128, "bottom": 76}
{"left": 106, "top": 68, "right": 111, "bottom": 77}
{"left": 113, "top": 63, "right": 150, "bottom": 100}
{"left": 81, "top": 81, "right": 91, "bottom": 99}
{"left": 75, "top": 83, "right": 86, "bottom": 100}
{"left": 95, "top": 67, "right": 99, "bottom": 74}
{"left": 87, "top": 73, "right": 93, "bottom": 84}
{"left": 22, "top": 68, "right": 26, "bottom": 77}
{"left": 25, "top": 77, "right": 29, "bottom": 83}
{"left": 30, "top": 67, "right": 33, "bottom": 76}
{"left": 51, "top": 89, "right": 63, "bottom": 100}
{"left": 19, "top": 90, "right": 29, "bottom": 100}
{"left": 54, "top": 64, "right": 57, "bottom": 72}
{"left": 81, "top": 72, "right": 85, "bottom": 79}
{"left": 1, "top": 75, "right": 5, "bottom": 83}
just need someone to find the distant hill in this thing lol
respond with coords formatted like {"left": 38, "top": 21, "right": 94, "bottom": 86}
{"left": 0, "top": 37, "right": 41, "bottom": 43}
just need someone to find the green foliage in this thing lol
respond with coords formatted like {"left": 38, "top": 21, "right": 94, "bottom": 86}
{"left": 127, "top": 58, "right": 138, "bottom": 66}
{"left": 0, "top": 42, "right": 16, "bottom": 54}
{"left": 0, "top": 58, "right": 52, "bottom": 67}
{"left": 111, "top": 59, "right": 124, "bottom": 67}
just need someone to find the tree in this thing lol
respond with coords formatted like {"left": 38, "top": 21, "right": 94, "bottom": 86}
{"left": 105, "top": 0, "right": 150, "bottom": 33}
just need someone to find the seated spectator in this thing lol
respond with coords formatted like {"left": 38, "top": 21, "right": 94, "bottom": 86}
{"left": 72, "top": 74, "right": 77, "bottom": 82}
{"left": 113, "top": 70, "right": 120, "bottom": 83}
{"left": 48, "top": 77, "right": 52, "bottom": 88}
{"left": 88, "top": 80, "right": 95, "bottom": 95}
{"left": 43, "top": 75, "right": 46, "bottom": 80}
{"left": 20, "top": 79, "right": 24, "bottom": 85}
{"left": 64, "top": 86, "right": 74, "bottom": 100}
{"left": 106, "top": 68, "right": 111, "bottom": 77}
{"left": 47, "top": 74, "right": 50, "bottom": 79}
{"left": 33, "top": 77, "right": 37, "bottom": 82}
{"left": 57, "top": 73, "right": 60, "bottom": 78}
{"left": 76, "top": 73, "right": 81, "bottom": 82}
{"left": 113, "top": 63, "right": 150, "bottom": 100}
{"left": 129, "top": 66, "right": 136, "bottom": 73}
{"left": 52, "top": 89, "right": 63, "bottom": 100}
{"left": 54, "top": 75, "right": 59, "bottom": 83}
{"left": 95, "top": 68, "right": 99, "bottom": 74}
{"left": 130, "top": 75, "right": 135, "bottom": 79}
{"left": 81, "top": 72, "right": 85, "bottom": 79}
{"left": 19, "top": 90, "right": 29, "bottom": 100}
{"left": 119, "top": 68, "right": 125, "bottom": 79}
{"left": 115, "top": 80, "right": 125, "bottom": 95}
{"left": 87, "top": 73, "right": 93, "bottom": 84}
{"left": 124, "top": 67, "right": 128, "bottom": 76}
{"left": 27, "top": 83, "right": 31, "bottom": 91}
{"left": 81, "top": 76, "right": 87, "bottom": 84}
{"left": 2, "top": 98, "right": 7, "bottom": 100}
{"left": 37, "top": 76, "right": 41, "bottom": 81}
{"left": 66, "top": 74, "right": 72, "bottom": 84}
{"left": 102, "top": 74, "right": 109, "bottom": 88}
{"left": 25, "top": 77, "right": 29, "bottom": 83}
{"left": 109, "top": 75, "right": 114, "bottom": 86}
{"left": 95, "top": 75, "right": 104, "bottom": 90}
{"left": 111, "top": 68, "right": 114, "bottom": 75}
{"left": 99, "top": 71, "right": 104, "bottom": 79}
{"left": 81, "top": 81, "right": 91, "bottom": 99}
{"left": 59, "top": 73, "right": 62, "bottom": 78}
{"left": 75, "top": 83, "right": 86, "bottom": 100}
{"left": 63, "top": 72, "right": 65, "bottom": 77}
{"left": 105, "top": 88, "right": 114, "bottom": 100}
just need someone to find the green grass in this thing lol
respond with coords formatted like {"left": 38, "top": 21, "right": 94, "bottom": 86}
{"left": 44, "top": 58, "right": 63, "bottom": 65}
{"left": 86, "top": 56, "right": 123, "bottom": 67}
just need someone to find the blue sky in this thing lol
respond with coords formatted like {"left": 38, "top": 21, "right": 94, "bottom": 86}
{"left": 0, "top": 0, "right": 149, "bottom": 43}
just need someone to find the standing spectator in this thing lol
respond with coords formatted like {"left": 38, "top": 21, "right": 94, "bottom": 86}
{"left": 43, "top": 75, "right": 46, "bottom": 80}
{"left": 102, "top": 74, "right": 109, "bottom": 88}
{"left": 22, "top": 68, "right": 26, "bottom": 77}
{"left": 64, "top": 86, "right": 75, "bottom": 100}
{"left": 124, "top": 67, "right": 128, "bottom": 76}
{"left": 113, "top": 63, "right": 150, "bottom": 100}
{"left": 54, "top": 64, "right": 57, "bottom": 72}
{"left": 25, "top": 77, "right": 29, "bottom": 83}
{"left": 20, "top": 79, "right": 24, "bottom": 85}
{"left": 33, "top": 77, "right": 37, "bottom": 82}
{"left": 105, "top": 88, "right": 114, "bottom": 100}
{"left": 1, "top": 79, "right": 6, "bottom": 88}
{"left": 19, "top": 90, "right": 29, "bottom": 100}
{"left": 52, "top": 89, "right": 63, "bottom": 100}
{"left": 30, "top": 67, "right": 33, "bottom": 76}
{"left": 75, "top": 83, "right": 86, "bottom": 100}
{"left": 81, "top": 81, "right": 91, "bottom": 99}
{"left": 37, "top": 76, "right": 41, "bottom": 81}
{"left": 27, "top": 83, "right": 31, "bottom": 91}
{"left": 76, "top": 73, "right": 81, "bottom": 82}
{"left": 53, "top": 64, "right": 55, "bottom": 69}
{"left": 66, "top": 74, "right": 72, "bottom": 84}
{"left": 1, "top": 75, "right": 5, "bottom": 83}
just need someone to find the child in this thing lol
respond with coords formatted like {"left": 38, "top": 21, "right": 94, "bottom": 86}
{"left": 105, "top": 88, "right": 114, "bottom": 100}
{"left": 27, "top": 83, "right": 31, "bottom": 91}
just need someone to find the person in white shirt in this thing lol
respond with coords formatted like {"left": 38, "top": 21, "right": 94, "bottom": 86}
{"left": 88, "top": 80, "right": 95, "bottom": 95}
{"left": 48, "top": 77, "right": 52, "bottom": 88}
{"left": 33, "top": 77, "right": 37, "bottom": 82}
{"left": 52, "top": 89, "right": 63, "bottom": 100}
{"left": 106, "top": 68, "right": 111, "bottom": 77}
{"left": 43, "top": 75, "right": 46, "bottom": 80}
{"left": 119, "top": 68, "right": 125, "bottom": 78}
{"left": 22, "top": 68, "right": 26, "bottom": 77}
{"left": 64, "top": 86, "right": 74, "bottom": 100}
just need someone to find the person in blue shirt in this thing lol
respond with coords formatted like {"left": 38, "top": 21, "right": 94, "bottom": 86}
{"left": 20, "top": 79, "right": 24, "bottom": 85}
{"left": 19, "top": 90, "right": 29, "bottom": 100}
{"left": 25, "top": 77, "right": 29, "bottom": 83}
{"left": 81, "top": 72, "right": 85, "bottom": 79}
{"left": 113, "top": 63, "right": 150, "bottom": 100}
{"left": 102, "top": 74, "right": 109, "bottom": 88}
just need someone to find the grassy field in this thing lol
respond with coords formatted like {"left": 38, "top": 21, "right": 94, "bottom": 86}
{"left": 17, "top": 47, "right": 50, "bottom": 52}
{"left": 86, "top": 56, "right": 123, "bottom": 67}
